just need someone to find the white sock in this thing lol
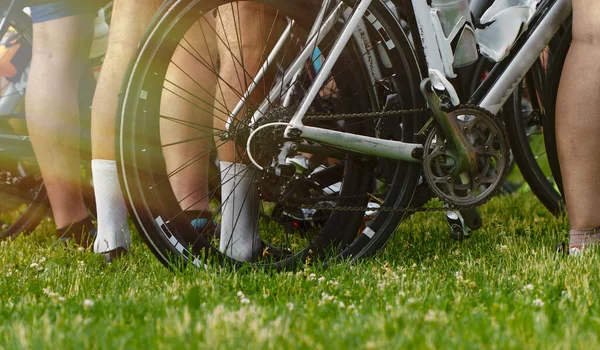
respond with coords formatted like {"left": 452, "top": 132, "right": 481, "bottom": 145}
{"left": 219, "top": 161, "right": 261, "bottom": 261}
{"left": 91, "top": 159, "right": 131, "bottom": 253}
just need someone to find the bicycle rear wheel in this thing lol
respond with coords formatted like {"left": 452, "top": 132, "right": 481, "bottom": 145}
{"left": 118, "top": 0, "right": 424, "bottom": 268}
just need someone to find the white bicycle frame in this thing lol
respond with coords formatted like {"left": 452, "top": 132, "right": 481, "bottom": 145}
{"left": 233, "top": 0, "right": 572, "bottom": 169}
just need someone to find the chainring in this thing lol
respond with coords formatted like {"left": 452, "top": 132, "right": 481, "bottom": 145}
{"left": 423, "top": 105, "right": 509, "bottom": 208}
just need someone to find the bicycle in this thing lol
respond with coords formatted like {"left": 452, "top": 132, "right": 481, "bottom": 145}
{"left": 115, "top": 0, "right": 571, "bottom": 269}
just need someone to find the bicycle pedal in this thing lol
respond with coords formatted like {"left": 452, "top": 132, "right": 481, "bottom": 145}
{"left": 446, "top": 211, "right": 471, "bottom": 241}
{"left": 459, "top": 208, "right": 482, "bottom": 231}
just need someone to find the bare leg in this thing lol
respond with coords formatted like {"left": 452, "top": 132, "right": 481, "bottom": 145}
{"left": 91, "top": 0, "right": 162, "bottom": 256}
{"left": 161, "top": 16, "right": 218, "bottom": 213}
{"left": 214, "top": 3, "right": 282, "bottom": 162}
{"left": 26, "top": 15, "right": 93, "bottom": 229}
{"left": 556, "top": 0, "right": 600, "bottom": 245}
{"left": 92, "top": 0, "right": 162, "bottom": 161}
{"left": 214, "top": 4, "right": 285, "bottom": 260}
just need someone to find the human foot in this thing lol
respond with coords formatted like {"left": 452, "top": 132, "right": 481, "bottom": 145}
{"left": 56, "top": 217, "right": 96, "bottom": 248}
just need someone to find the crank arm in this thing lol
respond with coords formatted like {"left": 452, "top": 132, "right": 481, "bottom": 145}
{"left": 420, "top": 72, "right": 477, "bottom": 176}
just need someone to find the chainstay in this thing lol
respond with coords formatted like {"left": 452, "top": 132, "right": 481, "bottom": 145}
{"left": 295, "top": 104, "right": 508, "bottom": 214}
{"left": 261, "top": 106, "right": 497, "bottom": 213}
{"left": 297, "top": 107, "right": 470, "bottom": 213}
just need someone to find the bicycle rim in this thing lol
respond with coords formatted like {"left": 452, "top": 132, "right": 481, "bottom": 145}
{"left": 118, "top": 0, "right": 424, "bottom": 269}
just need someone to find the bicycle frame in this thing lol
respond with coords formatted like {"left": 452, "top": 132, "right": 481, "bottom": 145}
{"left": 241, "top": 0, "right": 571, "bottom": 169}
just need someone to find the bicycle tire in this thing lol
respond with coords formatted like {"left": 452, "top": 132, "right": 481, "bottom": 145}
{"left": 117, "top": 0, "right": 424, "bottom": 268}
{"left": 504, "top": 21, "right": 571, "bottom": 215}
{"left": 541, "top": 19, "right": 571, "bottom": 199}
{"left": 504, "top": 63, "right": 563, "bottom": 215}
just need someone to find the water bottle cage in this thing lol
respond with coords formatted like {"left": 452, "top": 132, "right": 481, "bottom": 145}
{"left": 475, "top": 0, "right": 539, "bottom": 62}
{"left": 429, "top": 8, "right": 478, "bottom": 78}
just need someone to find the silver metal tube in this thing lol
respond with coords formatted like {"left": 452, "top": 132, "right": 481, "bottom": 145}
{"left": 299, "top": 125, "right": 422, "bottom": 162}
{"left": 225, "top": 20, "right": 294, "bottom": 131}
{"left": 282, "top": 0, "right": 332, "bottom": 108}
{"left": 306, "top": 0, "right": 332, "bottom": 42}
{"left": 480, "top": 0, "right": 571, "bottom": 114}
{"left": 250, "top": 2, "right": 345, "bottom": 125}
{"left": 287, "top": 0, "right": 373, "bottom": 132}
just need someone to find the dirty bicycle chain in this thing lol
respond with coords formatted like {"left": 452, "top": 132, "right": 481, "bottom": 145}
{"left": 247, "top": 106, "right": 493, "bottom": 213}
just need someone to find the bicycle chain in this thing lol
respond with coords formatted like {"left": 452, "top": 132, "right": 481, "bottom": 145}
{"left": 290, "top": 105, "right": 505, "bottom": 214}
{"left": 297, "top": 194, "right": 470, "bottom": 213}
{"left": 303, "top": 107, "right": 430, "bottom": 122}
{"left": 285, "top": 107, "right": 444, "bottom": 213}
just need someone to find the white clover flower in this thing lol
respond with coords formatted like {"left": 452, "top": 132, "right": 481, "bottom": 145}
{"left": 29, "top": 263, "right": 39, "bottom": 269}
{"left": 533, "top": 298, "right": 544, "bottom": 307}
{"left": 236, "top": 291, "right": 244, "bottom": 298}
{"left": 424, "top": 310, "right": 437, "bottom": 322}
{"left": 286, "top": 303, "right": 294, "bottom": 311}
{"left": 83, "top": 299, "right": 94, "bottom": 308}
{"left": 338, "top": 301, "right": 346, "bottom": 308}
{"left": 240, "top": 297, "right": 250, "bottom": 304}
{"left": 328, "top": 280, "right": 339, "bottom": 286}
{"left": 523, "top": 284, "right": 534, "bottom": 291}
{"left": 318, "top": 276, "right": 325, "bottom": 283}
{"left": 308, "top": 273, "right": 317, "bottom": 281}
{"left": 455, "top": 271, "right": 464, "bottom": 282}
{"left": 321, "top": 292, "right": 335, "bottom": 302}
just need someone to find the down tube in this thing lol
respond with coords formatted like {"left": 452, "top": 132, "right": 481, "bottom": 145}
{"left": 478, "top": 0, "right": 571, "bottom": 114}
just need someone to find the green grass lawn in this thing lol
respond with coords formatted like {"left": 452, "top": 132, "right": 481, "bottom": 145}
{"left": 1, "top": 192, "right": 598, "bottom": 349}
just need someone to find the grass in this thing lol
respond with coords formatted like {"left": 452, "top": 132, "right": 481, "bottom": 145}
{"left": 1, "top": 191, "right": 598, "bottom": 349}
